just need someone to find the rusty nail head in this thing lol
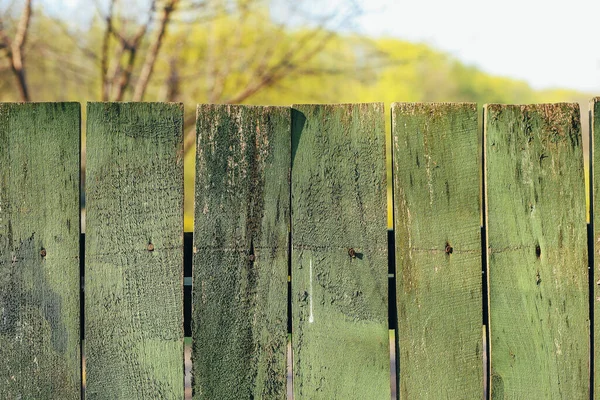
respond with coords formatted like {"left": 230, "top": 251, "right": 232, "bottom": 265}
{"left": 147, "top": 243, "right": 154, "bottom": 252}
{"left": 445, "top": 244, "right": 453, "bottom": 255}
{"left": 40, "top": 248, "right": 47, "bottom": 258}
{"left": 348, "top": 248, "right": 356, "bottom": 258}
{"left": 249, "top": 254, "right": 255, "bottom": 262}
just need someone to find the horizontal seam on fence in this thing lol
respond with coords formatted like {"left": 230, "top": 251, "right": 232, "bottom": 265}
{"left": 406, "top": 248, "right": 480, "bottom": 254}
{"left": 192, "top": 245, "right": 284, "bottom": 251}
{"left": 292, "top": 244, "right": 387, "bottom": 252}
{"left": 86, "top": 246, "right": 181, "bottom": 256}
{"left": 0, "top": 256, "right": 80, "bottom": 264}
{"left": 488, "top": 245, "right": 535, "bottom": 253}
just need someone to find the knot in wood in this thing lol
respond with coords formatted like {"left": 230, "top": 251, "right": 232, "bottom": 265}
{"left": 348, "top": 248, "right": 356, "bottom": 259}
{"left": 445, "top": 244, "right": 453, "bottom": 255}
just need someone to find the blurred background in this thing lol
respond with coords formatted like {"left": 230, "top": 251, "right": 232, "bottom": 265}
{"left": 0, "top": 0, "right": 596, "bottom": 398}
{"left": 0, "top": 0, "right": 596, "bottom": 229}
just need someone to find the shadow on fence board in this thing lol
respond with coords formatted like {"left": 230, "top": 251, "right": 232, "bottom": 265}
{"left": 0, "top": 103, "right": 81, "bottom": 399}
{"left": 0, "top": 101, "right": 597, "bottom": 399}
{"left": 291, "top": 104, "right": 390, "bottom": 399}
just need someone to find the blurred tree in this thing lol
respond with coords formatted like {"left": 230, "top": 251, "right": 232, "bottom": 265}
{"left": 90, "top": 0, "right": 364, "bottom": 106}
{"left": 0, "top": 0, "right": 32, "bottom": 101}
{"left": 98, "top": 0, "right": 179, "bottom": 101}
{"left": 0, "top": 0, "right": 589, "bottom": 230}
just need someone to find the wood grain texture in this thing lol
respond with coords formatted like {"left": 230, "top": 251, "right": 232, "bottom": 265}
{"left": 0, "top": 103, "right": 81, "bottom": 399}
{"left": 291, "top": 104, "right": 389, "bottom": 399}
{"left": 392, "top": 103, "right": 482, "bottom": 399}
{"left": 85, "top": 103, "right": 184, "bottom": 399}
{"left": 485, "top": 103, "right": 588, "bottom": 399}
{"left": 192, "top": 105, "right": 289, "bottom": 400}
{"left": 592, "top": 97, "right": 600, "bottom": 399}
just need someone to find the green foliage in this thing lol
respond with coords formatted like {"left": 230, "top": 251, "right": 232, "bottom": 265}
{"left": 2, "top": 4, "right": 588, "bottom": 105}
{"left": 0, "top": 3, "right": 590, "bottom": 231}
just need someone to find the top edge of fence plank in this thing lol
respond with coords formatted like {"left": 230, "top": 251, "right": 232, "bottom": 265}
{"left": 0, "top": 102, "right": 81, "bottom": 399}
{"left": 196, "top": 104, "right": 290, "bottom": 109}
{"left": 291, "top": 103, "right": 390, "bottom": 399}
{"left": 292, "top": 102, "right": 384, "bottom": 109}
{"left": 392, "top": 101, "right": 477, "bottom": 108}
{"left": 484, "top": 102, "right": 580, "bottom": 111}
{"left": 591, "top": 97, "right": 600, "bottom": 114}
{"left": 87, "top": 101, "right": 183, "bottom": 107}
{"left": 0, "top": 101, "right": 81, "bottom": 105}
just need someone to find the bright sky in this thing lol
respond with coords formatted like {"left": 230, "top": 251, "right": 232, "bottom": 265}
{"left": 41, "top": 0, "right": 600, "bottom": 93}
{"left": 353, "top": 0, "right": 600, "bottom": 93}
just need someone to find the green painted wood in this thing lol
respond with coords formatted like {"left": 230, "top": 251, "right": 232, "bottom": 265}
{"left": 192, "top": 105, "right": 290, "bottom": 399}
{"left": 0, "top": 103, "right": 81, "bottom": 399}
{"left": 291, "top": 103, "right": 389, "bottom": 399}
{"left": 592, "top": 97, "right": 600, "bottom": 399}
{"left": 485, "top": 103, "right": 588, "bottom": 399}
{"left": 85, "top": 103, "right": 184, "bottom": 399}
{"left": 392, "top": 103, "right": 482, "bottom": 399}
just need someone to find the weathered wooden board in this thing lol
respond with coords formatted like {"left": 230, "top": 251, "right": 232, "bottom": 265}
{"left": 485, "top": 103, "right": 588, "bottom": 399}
{"left": 192, "top": 105, "right": 289, "bottom": 399}
{"left": 392, "top": 103, "right": 482, "bottom": 399}
{"left": 85, "top": 103, "right": 184, "bottom": 399}
{"left": 0, "top": 103, "right": 81, "bottom": 399}
{"left": 592, "top": 97, "right": 600, "bottom": 399}
{"left": 291, "top": 104, "right": 389, "bottom": 399}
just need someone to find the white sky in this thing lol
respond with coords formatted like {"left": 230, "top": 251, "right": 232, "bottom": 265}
{"left": 41, "top": 0, "right": 600, "bottom": 93}
{"left": 353, "top": 0, "right": 600, "bottom": 92}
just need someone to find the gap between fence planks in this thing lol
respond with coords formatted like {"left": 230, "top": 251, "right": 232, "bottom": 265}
{"left": 485, "top": 103, "right": 588, "bottom": 399}
{"left": 0, "top": 103, "right": 81, "bottom": 399}
{"left": 192, "top": 105, "right": 290, "bottom": 399}
{"left": 291, "top": 104, "right": 390, "bottom": 399}
{"left": 392, "top": 103, "right": 483, "bottom": 399}
{"left": 85, "top": 103, "right": 184, "bottom": 399}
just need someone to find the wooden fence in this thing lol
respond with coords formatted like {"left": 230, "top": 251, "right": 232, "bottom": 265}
{"left": 0, "top": 100, "right": 597, "bottom": 399}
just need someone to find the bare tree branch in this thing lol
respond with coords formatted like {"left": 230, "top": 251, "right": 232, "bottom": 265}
{"left": 100, "top": 0, "right": 116, "bottom": 100}
{"left": 0, "top": 0, "right": 32, "bottom": 101}
{"left": 163, "top": 56, "right": 180, "bottom": 101}
{"left": 225, "top": 28, "right": 336, "bottom": 104}
{"left": 100, "top": 0, "right": 158, "bottom": 101}
{"left": 112, "top": 15, "right": 152, "bottom": 100}
{"left": 107, "top": 41, "right": 125, "bottom": 97}
{"left": 219, "top": 3, "right": 361, "bottom": 105}
{"left": 132, "top": 0, "right": 179, "bottom": 101}
{"left": 52, "top": 18, "right": 98, "bottom": 63}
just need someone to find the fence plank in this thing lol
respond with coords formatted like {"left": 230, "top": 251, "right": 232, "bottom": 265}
{"left": 0, "top": 103, "right": 81, "bottom": 399}
{"left": 85, "top": 103, "right": 184, "bottom": 399}
{"left": 192, "top": 105, "right": 289, "bottom": 399}
{"left": 592, "top": 97, "right": 600, "bottom": 399}
{"left": 291, "top": 104, "right": 389, "bottom": 399}
{"left": 392, "top": 103, "right": 482, "bottom": 399}
{"left": 485, "top": 103, "right": 588, "bottom": 399}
